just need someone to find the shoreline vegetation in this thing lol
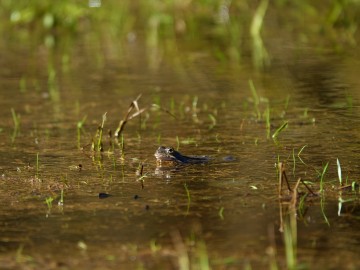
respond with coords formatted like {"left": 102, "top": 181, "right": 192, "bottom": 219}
{"left": 0, "top": 0, "right": 358, "bottom": 68}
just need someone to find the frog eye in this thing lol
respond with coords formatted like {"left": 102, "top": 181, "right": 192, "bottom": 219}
{"left": 167, "top": 147, "right": 174, "bottom": 154}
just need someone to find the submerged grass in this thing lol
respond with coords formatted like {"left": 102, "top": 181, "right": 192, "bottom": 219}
{"left": 320, "top": 195, "right": 330, "bottom": 226}
{"left": 119, "top": 134, "right": 125, "bottom": 160}
{"left": 19, "top": 77, "right": 27, "bottom": 92}
{"left": 97, "top": 112, "right": 107, "bottom": 151}
{"left": 301, "top": 161, "right": 331, "bottom": 226}
{"left": 208, "top": 114, "right": 216, "bottom": 129}
{"left": 264, "top": 104, "right": 271, "bottom": 139}
{"left": 11, "top": 108, "right": 20, "bottom": 142}
{"left": 58, "top": 189, "right": 64, "bottom": 206}
{"left": 45, "top": 196, "right": 54, "bottom": 211}
{"left": 197, "top": 240, "right": 210, "bottom": 270}
{"left": 176, "top": 136, "right": 180, "bottom": 150}
{"left": 319, "top": 162, "right": 329, "bottom": 194}
{"left": 283, "top": 208, "right": 297, "bottom": 270}
{"left": 249, "top": 79, "right": 261, "bottom": 120}
{"left": 36, "top": 153, "right": 40, "bottom": 179}
{"left": 77, "top": 115, "right": 87, "bottom": 149}
{"left": 169, "top": 230, "right": 217, "bottom": 270}
{"left": 184, "top": 183, "right": 191, "bottom": 214}
{"left": 292, "top": 148, "right": 296, "bottom": 176}
{"left": 297, "top": 145, "right": 307, "bottom": 165}
{"left": 16, "top": 244, "right": 32, "bottom": 264}
{"left": 218, "top": 207, "right": 224, "bottom": 220}
{"left": 171, "top": 230, "right": 189, "bottom": 270}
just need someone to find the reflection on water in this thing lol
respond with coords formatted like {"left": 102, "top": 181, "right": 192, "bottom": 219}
{"left": 0, "top": 35, "right": 360, "bottom": 270}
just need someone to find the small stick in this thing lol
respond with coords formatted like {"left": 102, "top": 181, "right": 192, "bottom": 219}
{"left": 282, "top": 170, "right": 292, "bottom": 193}
{"left": 278, "top": 162, "right": 292, "bottom": 198}
{"left": 151, "top": 104, "right": 177, "bottom": 119}
{"left": 290, "top": 178, "right": 301, "bottom": 207}
{"left": 300, "top": 179, "right": 317, "bottom": 196}
{"left": 115, "top": 94, "right": 145, "bottom": 138}
{"left": 278, "top": 162, "right": 283, "bottom": 197}
{"left": 278, "top": 201, "right": 284, "bottom": 233}
{"left": 136, "top": 164, "right": 145, "bottom": 189}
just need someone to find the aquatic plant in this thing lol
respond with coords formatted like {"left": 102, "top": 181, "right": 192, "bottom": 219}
{"left": 290, "top": 145, "right": 307, "bottom": 175}
{"left": 16, "top": 244, "right": 32, "bottom": 264}
{"left": 208, "top": 114, "right": 216, "bottom": 129}
{"left": 171, "top": 230, "right": 190, "bottom": 270}
{"left": 58, "top": 189, "right": 64, "bottom": 206}
{"left": 336, "top": 158, "right": 342, "bottom": 186}
{"left": 35, "top": 153, "right": 40, "bottom": 179}
{"left": 76, "top": 115, "right": 87, "bottom": 149}
{"left": 196, "top": 240, "right": 210, "bottom": 270}
{"left": 292, "top": 148, "right": 296, "bottom": 176}
{"left": 283, "top": 208, "right": 297, "bottom": 270}
{"left": 297, "top": 145, "right": 307, "bottom": 165}
{"left": 192, "top": 96, "right": 200, "bottom": 123}
{"left": 97, "top": 112, "right": 107, "bottom": 151}
{"left": 248, "top": 79, "right": 261, "bottom": 120}
{"left": 136, "top": 164, "right": 148, "bottom": 189}
{"left": 11, "top": 108, "right": 21, "bottom": 142}
{"left": 318, "top": 162, "right": 330, "bottom": 226}
{"left": 218, "top": 207, "right": 224, "bottom": 220}
{"left": 319, "top": 162, "right": 329, "bottom": 194}
{"left": 278, "top": 162, "right": 316, "bottom": 203}
{"left": 115, "top": 94, "right": 145, "bottom": 138}
{"left": 19, "top": 76, "right": 26, "bottom": 92}
{"left": 4, "top": 1, "right": 88, "bottom": 38}
{"left": 45, "top": 196, "right": 54, "bottom": 211}
{"left": 272, "top": 122, "right": 288, "bottom": 142}
{"left": 264, "top": 104, "right": 271, "bottom": 139}
{"left": 184, "top": 183, "right": 191, "bottom": 214}
{"left": 119, "top": 134, "right": 125, "bottom": 160}
{"left": 250, "top": 0, "right": 270, "bottom": 68}
{"left": 176, "top": 136, "right": 180, "bottom": 150}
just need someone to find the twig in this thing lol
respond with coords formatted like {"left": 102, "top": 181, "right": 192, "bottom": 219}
{"left": 115, "top": 94, "right": 145, "bottom": 138}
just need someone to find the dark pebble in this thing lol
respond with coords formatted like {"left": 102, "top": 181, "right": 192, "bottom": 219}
{"left": 145, "top": 205, "right": 150, "bottom": 210}
{"left": 134, "top": 194, "right": 139, "bottom": 200}
{"left": 99, "top": 193, "right": 111, "bottom": 199}
{"left": 223, "top": 156, "right": 236, "bottom": 162}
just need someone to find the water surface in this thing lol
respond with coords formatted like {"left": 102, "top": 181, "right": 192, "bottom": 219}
{"left": 0, "top": 34, "right": 360, "bottom": 270}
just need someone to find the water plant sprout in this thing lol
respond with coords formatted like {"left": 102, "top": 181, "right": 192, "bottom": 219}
{"left": 36, "top": 153, "right": 40, "bottom": 179}
{"left": 336, "top": 158, "right": 342, "bottom": 186}
{"left": 184, "top": 183, "right": 191, "bottom": 214}
{"left": 11, "top": 108, "right": 20, "bottom": 142}
{"left": 97, "top": 112, "right": 107, "bottom": 152}
{"left": 77, "top": 115, "right": 87, "bottom": 149}
{"left": 248, "top": 79, "right": 261, "bottom": 120}
{"left": 250, "top": 0, "right": 270, "bottom": 69}
{"left": 272, "top": 122, "right": 288, "bottom": 142}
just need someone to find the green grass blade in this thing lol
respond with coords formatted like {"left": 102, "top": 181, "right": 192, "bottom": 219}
{"left": 272, "top": 122, "right": 288, "bottom": 140}
{"left": 336, "top": 158, "right": 342, "bottom": 186}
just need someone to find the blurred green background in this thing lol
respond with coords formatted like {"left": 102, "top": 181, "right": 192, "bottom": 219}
{"left": 1, "top": 0, "right": 359, "bottom": 69}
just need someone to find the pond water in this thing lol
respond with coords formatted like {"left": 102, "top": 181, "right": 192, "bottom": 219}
{"left": 1, "top": 32, "right": 360, "bottom": 269}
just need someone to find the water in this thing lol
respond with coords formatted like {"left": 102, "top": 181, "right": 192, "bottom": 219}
{"left": 0, "top": 36, "right": 360, "bottom": 269}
